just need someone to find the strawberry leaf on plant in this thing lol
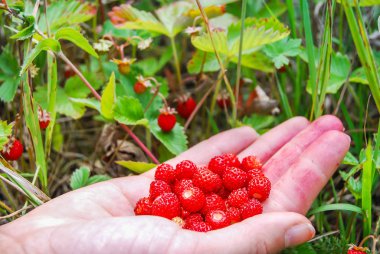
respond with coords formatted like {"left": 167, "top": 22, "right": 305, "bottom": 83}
{"left": 187, "top": 50, "right": 222, "bottom": 74}
{"left": 101, "top": 72, "right": 116, "bottom": 120}
{"left": 262, "top": 38, "right": 302, "bottom": 69}
{"left": 0, "top": 46, "right": 20, "bottom": 102}
{"left": 149, "top": 121, "right": 188, "bottom": 155}
{"left": 0, "top": 121, "right": 14, "bottom": 151}
{"left": 113, "top": 96, "right": 149, "bottom": 127}
{"left": 10, "top": 15, "right": 35, "bottom": 40}
{"left": 70, "top": 167, "right": 111, "bottom": 190}
{"left": 116, "top": 160, "right": 157, "bottom": 174}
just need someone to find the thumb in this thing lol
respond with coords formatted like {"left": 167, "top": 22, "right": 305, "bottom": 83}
{"left": 197, "top": 212, "right": 315, "bottom": 254}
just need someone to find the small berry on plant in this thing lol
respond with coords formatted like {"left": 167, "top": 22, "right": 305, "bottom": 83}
{"left": 216, "top": 90, "right": 231, "bottom": 109}
{"left": 38, "top": 108, "right": 51, "bottom": 130}
{"left": 133, "top": 75, "right": 151, "bottom": 94}
{"left": 176, "top": 94, "right": 197, "bottom": 119}
{"left": 157, "top": 107, "right": 176, "bottom": 132}
{"left": 112, "top": 58, "right": 136, "bottom": 75}
{"left": 347, "top": 245, "right": 368, "bottom": 254}
{"left": 1, "top": 137, "right": 23, "bottom": 161}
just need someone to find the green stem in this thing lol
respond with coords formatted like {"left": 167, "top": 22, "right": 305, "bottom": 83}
{"left": 170, "top": 36, "right": 182, "bottom": 91}
{"left": 45, "top": 56, "right": 57, "bottom": 158}
{"left": 276, "top": 73, "right": 293, "bottom": 118}
{"left": 285, "top": 0, "right": 297, "bottom": 38}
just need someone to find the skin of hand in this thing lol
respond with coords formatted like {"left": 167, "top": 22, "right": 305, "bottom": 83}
{"left": 0, "top": 115, "right": 350, "bottom": 254}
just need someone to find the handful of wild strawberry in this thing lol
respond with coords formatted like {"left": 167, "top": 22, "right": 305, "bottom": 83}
{"left": 134, "top": 154, "right": 271, "bottom": 232}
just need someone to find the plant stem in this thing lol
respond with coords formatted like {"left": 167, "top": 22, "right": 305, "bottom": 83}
{"left": 170, "top": 36, "right": 182, "bottom": 92}
{"left": 234, "top": 0, "right": 247, "bottom": 127}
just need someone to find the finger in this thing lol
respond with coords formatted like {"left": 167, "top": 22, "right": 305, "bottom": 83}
{"left": 238, "top": 117, "right": 310, "bottom": 163}
{"left": 195, "top": 212, "right": 315, "bottom": 254}
{"left": 263, "top": 115, "right": 344, "bottom": 184}
{"left": 143, "top": 126, "right": 258, "bottom": 178}
{"left": 264, "top": 130, "right": 350, "bottom": 214}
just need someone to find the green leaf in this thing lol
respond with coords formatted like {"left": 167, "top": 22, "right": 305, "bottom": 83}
{"left": 150, "top": 121, "right": 188, "bottom": 155}
{"left": 70, "top": 167, "right": 91, "bottom": 190}
{"left": 342, "top": 151, "right": 359, "bottom": 165}
{"left": 0, "top": 79, "right": 20, "bottom": 102}
{"left": 191, "top": 17, "right": 290, "bottom": 57}
{"left": 101, "top": 72, "right": 116, "bottom": 120}
{"left": 113, "top": 96, "right": 149, "bottom": 126}
{"left": 10, "top": 15, "right": 35, "bottom": 40}
{"left": 262, "top": 38, "right": 302, "bottom": 69}
{"left": 135, "top": 46, "right": 173, "bottom": 76}
{"left": 87, "top": 175, "right": 111, "bottom": 185}
{"left": 233, "top": 52, "right": 274, "bottom": 72}
{"left": 55, "top": 27, "right": 98, "bottom": 58}
{"left": 52, "top": 123, "right": 64, "bottom": 152}
{"left": 70, "top": 98, "right": 101, "bottom": 112}
{"left": 0, "top": 46, "right": 21, "bottom": 102}
{"left": 241, "top": 114, "right": 275, "bottom": 131}
{"left": 337, "top": 0, "right": 380, "bottom": 6}
{"left": 308, "top": 203, "right": 363, "bottom": 215}
{"left": 20, "top": 39, "right": 61, "bottom": 75}
{"left": 0, "top": 121, "right": 14, "bottom": 150}
{"left": 116, "top": 160, "right": 157, "bottom": 174}
{"left": 187, "top": 51, "right": 222, "bottom": 74}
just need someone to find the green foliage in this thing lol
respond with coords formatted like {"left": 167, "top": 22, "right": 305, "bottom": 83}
{"left": 116, "top": 160, "right": 156, "bottom": 174}
{"left": 10, "top": 15, "right": 35, "bottom": 40}
{"left": 0, "top": 121, "right": 14, "bottom": 151}
{"left": 113, "top": 96, "right": 149, "bottom": 127}
{"left": 262, "top": 38, "right": 302, "bottom": 69}
{"left": 70, "top": 167, "right": 111, "bottom": 190}
{"left": 101, "top": 72, "right": 116, "bottom": 120}
{"left": 0, "top": 46, "right": 20, "bottom": 102}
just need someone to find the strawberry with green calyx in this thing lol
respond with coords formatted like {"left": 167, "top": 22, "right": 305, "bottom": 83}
{"left": 112, "top": 58, "right": 136, "bottom": 75}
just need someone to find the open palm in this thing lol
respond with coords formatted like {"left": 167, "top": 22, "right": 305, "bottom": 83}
{"left": 0, "top": 115, "right": 350, "bottom": 254}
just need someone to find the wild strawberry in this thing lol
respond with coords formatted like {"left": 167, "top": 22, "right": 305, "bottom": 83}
{"left": 155, "top": 163, "right": 177, "bottom": 183}
{"left": 226, "top": 207, "right": 241, "bottom": 224}
{"left": 240, "top": 199, "right": 263, "bottom": 220}
{"left": 185, "top": 221, "right": 212, "bottom": 232}
{"left": 277, "top": 65, "right": 287, "bottom": 73}
{"left": 247, "top": 168, "right": 264, "bottom": 180}
{"left": 241, "top": 155, "right": 262, "bottom": 171}
{"left": 201, "top": 193, "right": 226, "bottom": 215}
{"left": 64, "top": 65, "right": 76, "bottom": 78}
{"left": 172, "top": 216, "right": 185, "bottom": 227}
{"left": 247, "top": 176, "right": 271, "bottom": 202}
{"left": 180, "top": 207, "right": 191, "bottom": 219}
{"left": 176, "top": 160, "right": 197, "bottom": 179}
{"left": 38, "top": 108, "right": 51, "bottom": 130}
{"left": 217, "top": 90, "right": 230, "bottom": 109}
{"left": 113, "top": 58, "right": 136, "bottom": 75}
{"left": 179, "top": 186, "right": 205, "bottom": 213}
{"left": 184, "top": 213, "right": 203, "bottom": 228}
{"left": 149, "top": 180, "right": 171, "bottom": 200}
{"left": 208, "top": 154, "right": 240, "bottom": 176}
{"left": 217, "top": 186, "right": 230, "bottom": 199}
{"left": 205, "top": 210, "right": 231, "bottom": 230}
{"left": 151, "top": 193, "right": 180, "bottom": 219}
{"left": 347, "top": 245, "right": 368, "bottom": 254}
{"left": 1, "top": 138, "right": 23, "bottom": 161}
{"left": 176, "top": 95, "right": 196, "bottom": 119}
{"left": 227, "top": 188, "right": 249, "bottom": 208}
{"left": 193, "top": 167, "right": 222, "bottom": 193}
{"left": 134, "top": 197, "right": 152, "bottom": 215}
{"left": 173, "top": 179, "right": 194, "bottom": 196}
{"left": 133, "top": 75, "right": 151, "bottom": 94}
{"left": 157, "top": 107, "right": 176, "bottom": 132}
{"left": 223, "top": 167, "right": 248, "bottom": 191}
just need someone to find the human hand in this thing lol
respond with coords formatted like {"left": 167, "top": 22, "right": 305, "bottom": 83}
{"left": 0, "top": 115, "right": 350, "bottom": 254}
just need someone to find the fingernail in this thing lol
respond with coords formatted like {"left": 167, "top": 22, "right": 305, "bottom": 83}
{"left": 285, "top": 223, "right": 315, "bottom": 248}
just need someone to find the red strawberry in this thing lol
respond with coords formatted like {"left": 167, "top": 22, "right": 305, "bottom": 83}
{"left": 185, "top": 213, "right": 203, "bottom": 225}
{"left": 180, "top": 207, "right": 191, "bottom": 219}
{"left": 1, "top": 138, "right": 23, "bottom": 161}
{"left": 240, "top": 199, "right": 263, "bottom": 220}
{"left": 217, "top": 90, "right": 231, "bottom": 109}
{"left": 201, "top": 193, "right": 226, "bottom": 215}
{"left": 247, "top": 176, "right": 271, "bottom": 202}
{"left": 227, "top": 188, "right": 249, "bottom": 208}
{"left": 241, "top": 155, "right": 262, "bottom": 171}
{"left": 223, "top": 167, "right": 248, "bottom": 191}
{"left": 217, "top": 186, "right": 230, "bottom": 199}
{"left": 193, "top": 167, "right": 222, "bottom": 193}
{"left": 176, "top": 160, "right": 197, "bottom": 179}
{"left": 347, "top": 245, "right": 368, "bottom": 254}
{"left": 155, "top": 163, "right": 177, "bottom": 183}
{"left": 157, "top": 107, "right": 176, "bottom": 132}
{"left": 172, "top": 216, "right": 185, "bottom": 227}
{"left": 149, "top": 180, "right": 171, "bottom": 200}
{"left": 179, "top": 186, "right": 205, "bottom": 212}
{"left": 151, "top": 193, "right": 180, "bottom": 219}
{"left": 134, "top": 197, "right": 152, "bottom": 215}
{"left": 226, "top": 207, "right": 241, "bottom": 224}
{"left": 64, "top": 65, "right": 75, "bottom": 78}
{"left": 185, "top": 221, "right": 212, "bottom": 232}
{"left": 173, "top": 179, "right": 194, "bottom": 196}
{"left": 208, "top": 154, "right": 240, "bottom": 176}
{"left": 176, "top": 95, "right": 197, "bottom": 119}
{"left": 247, "top": 168, "right": 264, "bottom": 180}
{"left": 278, "top": 65, "right": 287, "bottom": 73}
{"left": 134, "top": 81, "right": 147, "bottom": 94}
{"left": 38, "top": 108, "right": 51, "bottom": 130}
{"left": 205, "top": 210, "right": 230, "bottom": 230}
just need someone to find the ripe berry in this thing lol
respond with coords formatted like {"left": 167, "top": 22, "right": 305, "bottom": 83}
{"left": 134, "top": 81, "right": 147, "bottom": 94}
{"left": 226, "top": 207, "right": 241, "bottom": 224}
{"left": 155, "top": 163, "right": 177, "bottom": 183}
{"left": 227, "top": 188, "right": 249, "bottom": 208}
{"left": 247, "top": 176, "right": 271, "bottom": 202}
{"left": 38, "top": 108, "right": 51, "bottom": 130}
{"left": 179, "top": 186, "right": 205, "bottom": 212}
{"left": 176, "top": 160, "right": 197, "bottom": 179}
{"left": 151, "top": 193, "right": 180, "bottom": 219}
{"left": 247, "top": 168, "right": 264, "bottom": 180}
{"left": 193, "top": 167, "right": 222, "bottom": 193}
{"left": 347, "top": 245, "right": 368, "bottom": 254}
{"left": 223, "top": 167, "right": 248, "bottom": 191}
{"left": 180, "top": 207, "right": 191, "bottom": 219}
{"left": 173, "top": 179, "right": 194, "bottom": 196}
{"left": 149, "top": 180, "right": 171, "bottom": 200}
{"left": 277, "top": 65, "right": 287, "bottom": 73}
{"left": 208, "top": 154, "right": 240, "bottom": 176}
{"left": 134, "top": 197, "right": 152, "bottom": 215}
{"left": 185, "top": 213, "right": 203, "bottom": 225}
{"left": 185, "top": 221, "right": 212, "bottom": 232}
{"left": 241, "top": 199, "right": 263, "bottom": 220}
{"left": 176, "top": 95, "right": 197, "bottom": 119}
{"left": 217, "top": 186, "right": 230, "bottom": 199}
{"left": 217, "top": 90, "right": 231, "bottom": 109}
{"left": 1, "top": 138, "right": 23, "bottom": 161}
{"left": 201, "top": 193, "right": 226, "bottom": 215}
{"left": 205, "top": 210, "right": 231, "bottom": 229}
{"left": 157, "top": 107, "right": 176, "bottom": 132}
{"left": 241, "top": 155, "right": 262, "bottom": 171}
{"left": 172, "top": 216, "right": 185, "bottom": 227}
